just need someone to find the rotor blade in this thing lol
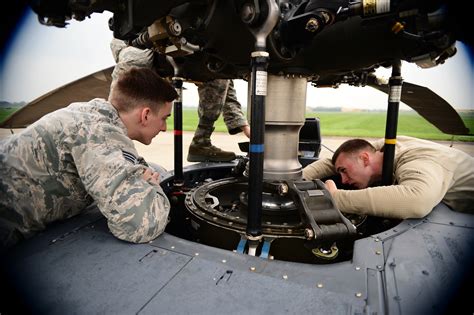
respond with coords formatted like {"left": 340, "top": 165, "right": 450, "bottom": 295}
{"left": 0, "top": 66, "right": 114, "bottom": 128}
{"left": 368, "top": 79, "right": 470, "bottom": 135}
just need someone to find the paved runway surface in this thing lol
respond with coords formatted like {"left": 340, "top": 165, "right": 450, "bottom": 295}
{"left": 1, "top": 129, "right": 473, "bottom": 171}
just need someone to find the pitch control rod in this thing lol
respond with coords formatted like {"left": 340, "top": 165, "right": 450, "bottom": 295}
{"left": 245, "top": 0, "right": 279, "bottom": 241}
{"left": 166, "top": 56, "right": 185, "bottom": 187}
{"left": 382, "top": 60, "right": 402, "bottom": 185}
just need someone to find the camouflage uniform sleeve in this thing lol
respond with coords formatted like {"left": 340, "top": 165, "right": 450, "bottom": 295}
{"left": 110, "top": 39, "right": 154, "bottom": 82}
{"left": 222, "top": 80, "right": 248, "bottom": 134}
{"left": 70, "top": 127, "right": 170, "bottom": 243}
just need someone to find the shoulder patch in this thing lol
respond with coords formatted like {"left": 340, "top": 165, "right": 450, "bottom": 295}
{"left": 122, "top": 149, "right": 139, "bottom": 164}
{"left": 122, "top": 149, "right": 149, "bottom": 166}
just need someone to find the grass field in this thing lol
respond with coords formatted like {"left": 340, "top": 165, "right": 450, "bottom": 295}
{"left": 177, "top": 108, "right": 474, "bottom": 142}
{"left": 1, "top": 107, "right": 473, "bottom": 141}
{"left": 0, "top": 108, "right": 19, "bottom": 124}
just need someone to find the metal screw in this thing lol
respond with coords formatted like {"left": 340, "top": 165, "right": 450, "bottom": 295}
{"left": 277, "top": 183, "right": 289, "bottom": 196}
{"left": 355, "top": 292, "right": 363, "bottom": 298}
{"left": 305, "top": 18, "right": 320, "bottom": 32}
{"left": 241, "top": 3, "right": 256, "bottom": 24}
{"left": 304, "top": 228, "right": 314, "bottom": 240}
{"left": 355, "top": 266, "right": 361, "bottom": 271}
{"left": 250, "top": 266, "right": 256, "bottom": 271}
{"left": 282, "top": 275, "right": 288, "bottom": 280}
{"left": 320, "top": 11, "right": 332, "bottom": 23}
{"left": 317, "top": 283, "right": 323, "bottom": 288}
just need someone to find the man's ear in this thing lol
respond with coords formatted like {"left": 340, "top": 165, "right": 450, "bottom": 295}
{"left": 360, "top": 151, "right": 370, "bottom": 166}
{"left": 139, "top": 107, "right": 151, "bottom": 126}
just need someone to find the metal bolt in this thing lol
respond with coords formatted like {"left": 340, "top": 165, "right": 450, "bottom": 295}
{"left": 355, "top": 292, "right": 363, "bottom": 298}
{"left": 277, "top": 183, "right": 289, "bottom": 196}
{"left": 241, "top": 3, "right": 256, "bottom": 24}
{"left": 282, "top": 275, "right": 288, "bottom": 280}
{"left": 317, "top": 283, "right": 323, "bottom": 288}
{"left": 222, "top": 260, "right": 227, "bottom": 264}
{"left": 304, "top": 228, "right": 314, "bottom": 240}
{"left": 305, "top": 18, "right": 320, "bottom": 32}
{"left": 375, "top": 250, "right": 382, "bottom": 255}
{"left": 250, "top": 266, "right": 256, "bottom": 271}
{"left": 320, "top": 11, "right": 332, "bottom": 23}
{"left": 355, "top": 266, "right": 361, "bottom": 271}
{"left": 376, "top": 265, "right": 383, "bottom": 269}
{"left": 171, "top": 246, "right": 175, "bottom": 249}
{"left": 195, "top": 252, "right": 199, "bottom": 256}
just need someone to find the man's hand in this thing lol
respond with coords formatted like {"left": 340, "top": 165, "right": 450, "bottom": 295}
{"left": 324, "top": 179, "right": 338, "bottom": 196}
{"left": 241, "top": 125, "right": 250, "bottom": 138}
{"left": 142, "top": 168, "right": 160, "bottom": 186}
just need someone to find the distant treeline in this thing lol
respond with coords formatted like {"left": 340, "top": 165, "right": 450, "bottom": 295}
{"left": 0, "top": 101, "right": 26, "bottom": 109}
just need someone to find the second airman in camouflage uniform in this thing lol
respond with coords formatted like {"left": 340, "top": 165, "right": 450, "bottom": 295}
{"left": 110, "top": 39, "right": 250, "bottom": 163}
{"left": 187, "top": 79, "right": 249, "bottom": 162}
{"left": 0, "top": 67, "right": 177, "bottom": 250}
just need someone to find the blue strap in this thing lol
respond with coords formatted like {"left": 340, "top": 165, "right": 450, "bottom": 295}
{"left": 259, "top": 240, "right": 271, "bottom": 259}
{"left": 249, "top": 144, "right": 264, "bottom": 153}
{"left": 236, "top": 238, "right": 247, "bottom": 254}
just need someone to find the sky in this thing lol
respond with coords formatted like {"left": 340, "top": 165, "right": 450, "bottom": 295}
{"left": 0, "top": 7, "right": 473, "bottom": 111}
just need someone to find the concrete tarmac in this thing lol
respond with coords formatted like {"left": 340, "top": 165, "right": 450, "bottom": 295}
{"left": 1, "top": 128, "right": 473, "bottom": 171}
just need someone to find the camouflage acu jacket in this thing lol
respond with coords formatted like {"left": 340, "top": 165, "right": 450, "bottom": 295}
{"left": 0, "top": 98, "right": 170, "bottom": 248}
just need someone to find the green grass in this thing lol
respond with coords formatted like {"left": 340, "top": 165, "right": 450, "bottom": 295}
{"left": 0, "top": 108, "right": 18, "bottom": 124}
{"left": 171, "top": 108, "right": 474, "bottom": 141}
{"left": 306, "top": 111, "right": 474, "bottom": 141}
{"left": 2, "top": 107, "right": 473, "bottom": 141}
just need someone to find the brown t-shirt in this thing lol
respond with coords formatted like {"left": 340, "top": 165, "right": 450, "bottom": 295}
{"left": 303, "top": 136, "right": 474, "bottom": 218}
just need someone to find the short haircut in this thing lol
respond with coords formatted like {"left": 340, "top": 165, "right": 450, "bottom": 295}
{"left": 332, "top": 139, "right": 376, "bottom": 164}
{"left": 109, "top": 67, "right": 178, "bottom": 113}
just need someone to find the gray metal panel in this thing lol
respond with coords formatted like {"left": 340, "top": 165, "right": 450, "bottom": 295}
{"left": 4, "top": 219, "right": 192, "bottom": 314}
{"left": 139, "top": 257, "right": 363, "bottom": 315}
{"left": 2, "top": 203, "right": 473, "bottom": 314}
{"left": 383, "top": 210, "right": 474, "bottom": 314}
{"left": 151, "top": 234, "right": 369, "bottom": 300}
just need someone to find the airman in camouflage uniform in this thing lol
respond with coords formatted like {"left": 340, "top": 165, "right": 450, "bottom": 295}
{"left": 0, "top": 67, "right": 178, "bottom": 250}
{"left": 188, "top": 79, "right": 250, "bottom": 162}
{"left": 110, "top": 38, "right": 250, "bottom": 163}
